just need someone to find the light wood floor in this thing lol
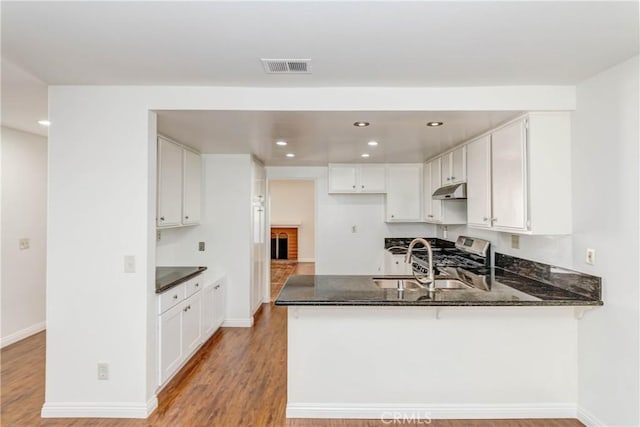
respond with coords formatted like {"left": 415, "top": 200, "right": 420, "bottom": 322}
{"left": 1, "top": 304, "right": 583, "bottom": 426}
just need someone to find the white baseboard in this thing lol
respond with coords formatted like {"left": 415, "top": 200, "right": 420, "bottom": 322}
{"left": 1, "top": 321, "right": 46, "bottom": 348}
{"left": 41, "top": 397, "right": 157, "bottom": 419}
{"left": 286, "top": 403, "right": 578, "bottom": 420}
{"left": 577, "top": 405, "right": 605, "bottom": 426}
{"left": 222, "top": 318, "right": 253, "bottom": 327}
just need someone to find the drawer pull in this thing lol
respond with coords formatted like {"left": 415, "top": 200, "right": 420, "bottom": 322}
{"left": 173, "top": 295, "right": 178, "bottom": 300}
{"left": 183, "top": 307, "right": 188, "bottom": 312}
{"left": 214, "top": 284, "right": 221, "bottom": 290}
{"left": 195, "top": 283, "right": 199, "bottom": 287}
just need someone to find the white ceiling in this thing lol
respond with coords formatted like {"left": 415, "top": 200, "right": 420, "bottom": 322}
{"left": 157, "top": 110, "right": 521, "bottom": 165}
{"left": 1, "top": 1, "right": 638, "bottom": 162}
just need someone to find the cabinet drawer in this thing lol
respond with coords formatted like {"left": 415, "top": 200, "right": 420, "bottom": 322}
{"left": 185, "top": 277, "right": 203, "bottom": 298}
{"left": 159, "top": 283, "right": 186, "bottom": 314}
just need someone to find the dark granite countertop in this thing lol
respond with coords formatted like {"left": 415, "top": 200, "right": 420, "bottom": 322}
{"left": 274, "top": 268, "right": 603, "bottom": 307}
{"left": 156, "top": 266, "right": 207, "bottom": 294}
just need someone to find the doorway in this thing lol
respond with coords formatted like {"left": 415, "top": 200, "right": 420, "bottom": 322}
{"left": 268, "top": 180, "right": 316, "bottom": 300}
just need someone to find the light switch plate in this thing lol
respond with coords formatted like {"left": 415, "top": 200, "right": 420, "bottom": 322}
{"left": 97, "top": 362, "right": 109, "bottom": 380}
{"left": 511, "top": 235, "right": 520, "bottom": 249}
{"left": 19, "top": 238, "right": 30, "bottom": 250}
{"left": 124, "top": 255, "right": 136, "bottom": 273}
{"left": 586, "top": 248, "right": 596, "bottom": 265}
{"left": 198, "top": 242, "right": 205, "bottom": 251}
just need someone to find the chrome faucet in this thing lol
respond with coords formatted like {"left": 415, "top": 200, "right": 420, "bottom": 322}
{"left": 405, "top": 238, "right": 435, "bottom": 291}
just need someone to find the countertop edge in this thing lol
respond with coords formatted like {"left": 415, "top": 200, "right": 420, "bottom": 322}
{"left": 156, "top": 267, "right": 207, "bottom": 294}
{"left": 274, "top": 300, "right": 603, "bottom": 307}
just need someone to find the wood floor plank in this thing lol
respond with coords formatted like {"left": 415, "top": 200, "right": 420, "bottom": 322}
{"left": 1, "top": 265, "right": 583, "bottom": 426}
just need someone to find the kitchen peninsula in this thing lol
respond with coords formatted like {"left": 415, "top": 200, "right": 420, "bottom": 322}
{"left": 275, "top": 238, "right": 602, "bottom": 421}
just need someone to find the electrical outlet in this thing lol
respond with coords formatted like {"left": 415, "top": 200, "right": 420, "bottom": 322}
{"left": 19, "top": 238, "right": 30, "bottom": 250}
{"left": 156, "top": 230, "right": 162, "bottom": 241}
{"left": 586, "top": 248, "right": 596, "bottom": 265}
{"left": 97, "top": 363, "right": 109, "bottom": 380}
{"left": 511, "top": 235, "right": 520, "bottom": 249}
{"left": 198, "top": 242, "right": 205, "bottom": 251}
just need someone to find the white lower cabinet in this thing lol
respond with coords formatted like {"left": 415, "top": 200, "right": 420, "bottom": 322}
{"left": 158, "top": 275, "right": 225, "bottom": 387}
{"left": 159, "top": 302, "right": 183, "bottom": 385}
{"left": 202, "top": 277, "right": 226, "bottom": 340}
{"left": 383, "top": 251, "right": 411, "bottom": 275}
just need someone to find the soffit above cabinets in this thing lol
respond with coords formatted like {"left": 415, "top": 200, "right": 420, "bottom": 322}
{"left": 156, "top": 110, "right": 522, "bottom": 166}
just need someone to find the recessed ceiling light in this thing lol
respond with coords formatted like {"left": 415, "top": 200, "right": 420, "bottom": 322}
{"left": 353, "top": 121, "right": 370, "bottom": 127}
{"left": 37, "top": 120, "right": 51, "bottom": 127}
{"left": 367, "top": 141, "right": 379, "bottom": 146}
{"left": 361, "top": 153, "right": 370, "bottom": 158}
{"left": 276, "top": 140, "right": 287, "bottom": 146}
{"left": 426, "top": 121, "right": 444, "bottom": 127}
{"left": 286, "top": 153, "right": 295, "bottom": 158}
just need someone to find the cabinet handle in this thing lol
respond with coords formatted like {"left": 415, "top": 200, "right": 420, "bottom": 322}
{"left": 195, "top": 283, "right": 199, "bottom": 287}
{"left": 214, "top": 284, "right": 221, "bottom": 290}
{"left": 187, "top": 305, "right": 191, "bottom": 310}
{"left": 395, "top": 261, "right": 399, "bottom": 265}
{"left": 451, "top": 176, "right": 455, "bottom": 180}
{"left": 391, "top": 214, "right": 395, "bottom": 218}
{"left": 446, "top": 177, "right": 450, "bottom": 181}
{"left": 428, "top": 214, "right": 433, "bottom": 218}
{"left": 160, "top": 217, "right": 165, "bottom": 221}
{"left": 361, "top": 185, "right": 364, "bottom": 189}
{"left": 183, "top": 307, "right": 188, "bottom": 312}
{"left": 492, "top": 217, "right": 498, "bottom": 222}
{"left": 483, "top": 217, "right": 488, "bottom": 222}
{"left": 173, "top": 295, "right": 178, "bottom": 300}
{"left": 352, "top": 185, "right": 356, "bottom": 189}
{"left": 185, "top": 215, "right": 189, "bottom": 220}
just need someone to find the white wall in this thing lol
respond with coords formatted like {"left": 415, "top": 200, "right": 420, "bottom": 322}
{"left": 269, "top": 180, "right": 315, "bottom": 262}
{"left": 44, "top": 84, "right": 576, "bottom": 417}
{"left": 571, "top": 56, "right": 639, "bottom": 427}
{"left": 288, "top": 306, "right": 578, "bottom": 419}
{"left": 1, "top": 126, "right": 47, "bottom": 347}
{"left": 266, "top": 167, "right": 436, "bottom": 275}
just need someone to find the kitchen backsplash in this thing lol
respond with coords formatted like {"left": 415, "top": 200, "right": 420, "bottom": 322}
{"left": 496, "top": 253, "right": 602, "bottom": 301}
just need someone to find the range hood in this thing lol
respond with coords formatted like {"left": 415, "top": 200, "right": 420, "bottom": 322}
{"left": 432, "top": 183, "right": 467, "bottom": 200}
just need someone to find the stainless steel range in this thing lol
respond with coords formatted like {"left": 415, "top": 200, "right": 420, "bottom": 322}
{"left": 411, "top": 236, "right": 491, "bottom": 289}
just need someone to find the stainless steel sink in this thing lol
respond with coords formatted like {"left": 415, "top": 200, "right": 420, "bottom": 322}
{"left": 432, "top": 279, "right": 471, "bottom": 289}
{"left": 373, "top": 279, "right": 424, "bottom": 290}
{"left": 372, "top": 277, "right": 470, "bottom": 290}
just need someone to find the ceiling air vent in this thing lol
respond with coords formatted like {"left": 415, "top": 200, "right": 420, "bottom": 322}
{"left": 261, "top": 59, "right": 312, "bottom": 74}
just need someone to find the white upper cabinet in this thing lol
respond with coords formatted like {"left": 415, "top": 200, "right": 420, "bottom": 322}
{"left": 465, "top": 113, "right": 572, "bottom": 235}
{"left": 182, "top": 149, "right": 202, "bottom": 225}
{"left": 157, "top": 136, "right": 202, "bottom": 228}
{"left": 385, "top": 164, "right": 423, "bottom": 222}
{"left": 491, "top": 119, "right": 527, "bottom": 230}
{"left": 328, "top": 164, "right": 386, "bottom": 193}
{"left": 157, "top": 138, "right": 183, "bottom": 227}
{"left": 440, "top": 146, "right": 466, "bottom": 185}
{"left": 466, "top": 135, "right": 492, "bottom": 228}
{"left": 424, "top": 157, "right": 467, "bottom": 225}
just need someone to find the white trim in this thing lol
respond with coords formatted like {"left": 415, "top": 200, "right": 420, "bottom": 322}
{"left": 577, "top": 405, "right": 606, "bottom": 427}
{"left": 0, "top": 321, "right": 46, "bottom": 348}
{"left": 222, "top": 318, "right": 253, "bottom": 327}
{"left": 297, "top": 258, "right": 315, "bottom": 263}
{"left": 286, "top": 403, "right": 578, "bottom": 420}
{"left": 41, "top": 397, "right": 158, "bottom": 419}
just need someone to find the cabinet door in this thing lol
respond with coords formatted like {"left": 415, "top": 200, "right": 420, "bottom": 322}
{"left": 328, "top": 165, "right": 357, "bottom": 192}
{"left": 358, "top": 165, "right": 386, "bottom": 193}
{"left": 424, "top": 162, "right": 434, "bottom": 221}
{"left": 386, "top": 164, "right": 423, "bottom": 222}
{"left": 202, "top": 285, "right": 216, "bottom": 340}
{"left": 441, "top": 153, "right": 452, "bottom": 185}
{"left": 182, "top": 149, "right": 201, "bottom": 225}
{"left": 491, "top": 119, "right": 527, "bottom": 230}
{"left": 182, "top": 292, "right": 202, "bottom": 358}
{"left": 212, "top": 280, "right": 225, "bottom": 330}
{"left": 157, "top": 138, "right": 183, "bottom": 227}
{"left": 451, "top": 146, "right": 466, "bottom": 184}
{"left": 429, "top": 159, "right": 443, "bottom": 222}
{"left": 466, "top": 135, "right": 492, "bottom": 228}
{"left": 159, "top": 302, "right": 183, "bottom": 384}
